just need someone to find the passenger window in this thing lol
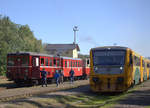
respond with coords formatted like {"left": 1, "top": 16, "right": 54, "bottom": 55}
{"left": 50, "top": 59, "right": 52, "bottom": 66}
{"left": 35, "top": 58, "right": 39, "bottom": 66}
{"left": 142, "top": 60, "right": 145, "bottom": 67}
{"left": 41, "top": 58, "right": 44, "bottom": 66}
{"left": 53, "top": 59, "right": 56, "bottom": 66}
{"left": 67, "top": 61, "right": 69, "bottom": 67}
{"left": 57, "top": 59, "right": 60, "bottom": 66}
{"left": 147, "top": 64, "right": 149, "bottom": 68}
{"left": 45, "top": 58, "right": 48, "bottom": 66}
{"left": 33, "top": 57, "right": 39, "bottom": 66}
{"left": 133, "top": 56, "right": 140, "bottom": 66}
{"left": 87, "top": 59, "right": 90, "bottom": 67}
{"left": 76, "top": 61, "right": 78, "bottom": 67}
{"left": 71, "top": 61, "right": 72, "bottom": 67}
{"left": 78, "top": 62, "right": 80, "bottom": 67}
{"left": 65, "top": 61, "right": 67, "bottom": 67}
{"left": 87, "top": 59, "right": 89, "bottom": 64}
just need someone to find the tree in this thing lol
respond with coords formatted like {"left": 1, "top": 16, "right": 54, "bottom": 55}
{"left": 0, "top": 15, "right": 45, "bottom": 75}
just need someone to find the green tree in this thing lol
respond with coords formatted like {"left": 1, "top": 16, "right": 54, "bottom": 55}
{"left": 0, "top": 15, "right": 45, "bottom": 75}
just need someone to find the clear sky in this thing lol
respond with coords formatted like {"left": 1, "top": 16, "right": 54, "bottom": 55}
{"left": 1, "top": 0, "right": 150, "bottom": 56}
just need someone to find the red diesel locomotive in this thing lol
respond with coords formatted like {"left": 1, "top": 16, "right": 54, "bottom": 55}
{"left": 6, "top": 52, "right": 90, "bottom": 85}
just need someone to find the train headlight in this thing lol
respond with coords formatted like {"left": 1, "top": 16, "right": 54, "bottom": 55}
{"left": 120, "top": 67, "right": 123, "bottom": 70}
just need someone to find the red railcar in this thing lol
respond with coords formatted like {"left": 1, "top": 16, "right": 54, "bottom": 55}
{"left": 82, "top": 58, "right": 90, "bottom": 79}
{"left": 6, "top": 52, "right": 90, "bottom": 85}
{"left": 61, "top": 57, "right": 83, "bottom": 80}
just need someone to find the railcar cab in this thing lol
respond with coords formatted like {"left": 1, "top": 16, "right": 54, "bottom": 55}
{"left": 90, "top": 46, "right": 128, "bottom": 92}
{"left": 7, "top": 52, "right": 30, "bottom": 82}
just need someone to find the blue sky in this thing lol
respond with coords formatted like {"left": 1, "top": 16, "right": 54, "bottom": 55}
{"left": 1, "top": 0, "right": 150, "bottom": 56}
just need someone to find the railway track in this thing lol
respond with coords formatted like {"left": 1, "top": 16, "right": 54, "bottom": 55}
{"left": 0, "top": 79, "right": 89, "bottom": 102}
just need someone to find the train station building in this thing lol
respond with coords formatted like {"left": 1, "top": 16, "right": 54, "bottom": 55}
{"left": 45, "top": 43, "right": 80, "bottom": 58}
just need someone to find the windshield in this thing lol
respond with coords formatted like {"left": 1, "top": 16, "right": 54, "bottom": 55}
{"left": 93, "top": 50, "right": 126, "bottom": 66}
{"left": 7, "top": 55, "right": 29, "bottom": 66}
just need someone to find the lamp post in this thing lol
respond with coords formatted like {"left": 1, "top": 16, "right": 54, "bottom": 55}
{"left": 73, "top": 26, "right": 78, "bottom": 44}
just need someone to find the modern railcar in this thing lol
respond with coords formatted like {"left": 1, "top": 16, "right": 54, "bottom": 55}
{"left": 89, "top": 46, "right": 150, "bottom": 92}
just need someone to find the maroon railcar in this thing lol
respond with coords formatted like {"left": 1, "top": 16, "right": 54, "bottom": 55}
{"left": 6, "top": 52, "right": 90, "bottom": 85}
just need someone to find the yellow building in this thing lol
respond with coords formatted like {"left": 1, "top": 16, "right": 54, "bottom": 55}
{"left": 45, "top": 43, "right": 80, "bottom": 58}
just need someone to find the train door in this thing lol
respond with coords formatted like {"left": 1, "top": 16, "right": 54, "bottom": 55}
{"left": 32, "top": 56, "right": 40, "bottom": 79}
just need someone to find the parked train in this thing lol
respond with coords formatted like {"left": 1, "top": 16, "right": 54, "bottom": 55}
{"left": 89, "top": 46, "right": 150, "bottom": 92}
{"left": 6, "top": 52, "right": 90, "bottom": 85}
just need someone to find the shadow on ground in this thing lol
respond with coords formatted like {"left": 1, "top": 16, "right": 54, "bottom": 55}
{"left": 118, "top": 89, "right": 150, "bottom": 106}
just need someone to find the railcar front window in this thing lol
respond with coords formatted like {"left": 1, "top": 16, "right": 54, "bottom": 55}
{"left": 8, "top": 57, "right": 15, "bottom": 66}
{"left": 22, "top": 57, "right": 29, "bottom": 66}
{"left": 93, "top": 51, "right": 125, "bottom": 66}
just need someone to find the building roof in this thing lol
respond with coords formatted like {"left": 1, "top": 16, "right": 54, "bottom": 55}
{"left": 45, "top": 44, "right": 80, "bottom": 51}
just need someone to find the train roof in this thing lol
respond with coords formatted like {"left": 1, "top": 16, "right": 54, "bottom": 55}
{"left": 61, "top": 56, "right": 82, "bottom": 60}
{"left": 7, "top": 52, "right": 54, "bottom": 57}
{"left": 91, "top": 46, "right": 130, "bottom": 51}
{"left": 7, "top": 52, "right": 82, "bottom": 60}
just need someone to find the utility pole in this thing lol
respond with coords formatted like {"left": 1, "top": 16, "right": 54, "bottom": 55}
{"left": 73, "top": 26, "right": 78, "bottom": 44}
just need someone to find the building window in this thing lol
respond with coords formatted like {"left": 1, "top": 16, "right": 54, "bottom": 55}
{"left": 66, "top": 51, "right": 69, "bottom": 54}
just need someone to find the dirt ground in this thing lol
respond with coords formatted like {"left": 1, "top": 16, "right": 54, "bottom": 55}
{"left": 0, "top": 85, "right": 91, "bottom": 108}
{"left": 1, "top": 77, "right": 150, "bottom": 108}
{"left": 113, "top": 80, "right": 150, "bottom": 108}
